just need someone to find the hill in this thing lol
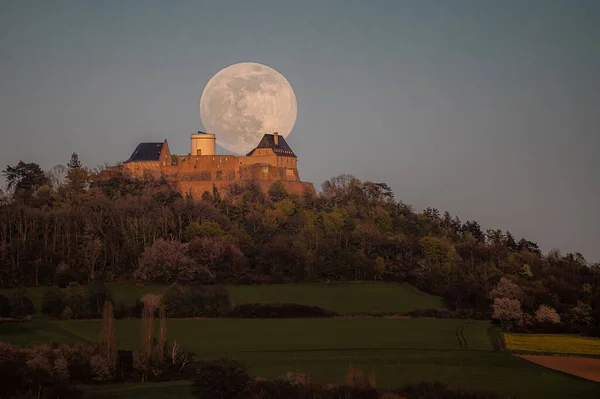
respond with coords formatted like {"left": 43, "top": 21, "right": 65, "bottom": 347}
{"left": 0, "top": 165, "right": 598, "bottom": 335}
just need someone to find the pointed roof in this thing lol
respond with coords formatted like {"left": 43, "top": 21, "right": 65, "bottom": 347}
{"left": 125, "top": 142, "right": 165, "bottom": 163}
{"left": 246, "top": 134, "right": 297, "bottom": 158}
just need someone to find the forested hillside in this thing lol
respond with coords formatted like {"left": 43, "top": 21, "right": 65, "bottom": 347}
{"left": 1, "top": 155, "right": 599, "bottom": 331}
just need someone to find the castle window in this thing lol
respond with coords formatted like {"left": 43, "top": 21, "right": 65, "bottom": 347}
{"left": 212, "top": 157, "right": 215, "bottom": 161}
{"left": 258, "top": 150, "right": 262, "bottom": 154}
{"left": 225, "top": 157, "right": 228, "bottom": 161}
{"left": 261, "top": 166, "right": 268, "bottom": 174}
{"left": 181, "top": 157, "right": 186, "bottom": 163}
{"left": 217, "top": 164, "right": 220, "bottom": 169}
{"left": 219, "top": 157, "right": 222, "bottom": 162}
{"left": 286, "top": 169, "right": 294, "bottom": 176}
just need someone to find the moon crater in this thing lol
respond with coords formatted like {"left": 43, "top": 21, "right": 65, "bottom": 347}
{"left": 200, "top": 62, "right": 297, "bottom": 154}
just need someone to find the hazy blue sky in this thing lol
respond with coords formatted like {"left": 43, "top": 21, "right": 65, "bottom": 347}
{"left": 1, "top": 1, "right": 599, "bottom": 261}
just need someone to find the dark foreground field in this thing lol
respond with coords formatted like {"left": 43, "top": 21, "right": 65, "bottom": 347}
{"left": 1, "top": 317, "right": 598, "bottom": 398}
{"left": 1, "top": 281, "right": 447, "bottom": 314}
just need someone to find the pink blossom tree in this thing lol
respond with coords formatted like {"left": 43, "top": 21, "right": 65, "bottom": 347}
{"left": 492, "top": 297, "right": 524, "bottom": 330}
{"left": 490, "top": 277, "right": 523, "bottom": 300}
{"left": 535, "top": 305, "right": 561, "bottom": 324}
{"left": 135, "top": 239, "right": 212, "bottom": 283}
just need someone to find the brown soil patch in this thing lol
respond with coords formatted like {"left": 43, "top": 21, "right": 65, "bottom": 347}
{"left": 517, "top": 354, "right": 600, "bottom": 382}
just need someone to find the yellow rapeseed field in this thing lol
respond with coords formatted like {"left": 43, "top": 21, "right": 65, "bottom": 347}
{"left": 504, "top": 333, "right": 600, "bottom": 355}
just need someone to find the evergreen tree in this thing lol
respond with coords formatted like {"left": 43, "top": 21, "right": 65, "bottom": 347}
{"left": 66, "top": 153, "right": 89, "bottom": 194}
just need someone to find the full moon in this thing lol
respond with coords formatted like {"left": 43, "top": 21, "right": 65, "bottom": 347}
{"left": 200, "top": 62, "right": 297, "bottom": 155}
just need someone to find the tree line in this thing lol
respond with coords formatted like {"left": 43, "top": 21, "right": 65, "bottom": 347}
{"left": 1, "top": 155, "right": 599, "bottom": 333}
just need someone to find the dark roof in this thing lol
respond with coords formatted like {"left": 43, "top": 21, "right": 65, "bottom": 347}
{"left": 125, "top": 142, "right": 164, "bottom": 163}
{"left": 246, "top": 134, "right": 297, "bottom": 158}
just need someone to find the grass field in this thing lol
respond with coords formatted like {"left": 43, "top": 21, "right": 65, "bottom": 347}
{"left": 1, "top": 317, "right": 599, "bottom": 398}
{"left": 505, "top": 333, "right": 600, "bottom": 356}
{"left": 0, "top": 282, "right": 447, "bottom": 314}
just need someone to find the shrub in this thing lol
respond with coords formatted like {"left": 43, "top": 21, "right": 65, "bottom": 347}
{"left": 10, "top": 287, "right": 35, "bottom": 318}
{"left": 203, "top": 285, "right": 231, "bottom": 317}
{"left": 405, "top": 308, "right": 454, "bottom": 318}
{"left": 193, "top": 358, "right": 251, "bottom": 399}
{"left": 162, "top": 284, "right": 233, "bottom": 318}
{"left": 0, "top": 293, "right": 11, "bottom": 317}
{"left": 42, "top": 286, "right": 66, "bottom": 318}
{"left": 186, "top": 285, "right": 208, "bottom": 316}
{"left": 163, "top": 284, "right": 191, "bottom": 318}
{"left": 396, "top": 381, "right": 499, "bottom": 399}
{"left": 278, "top": 371, "right": 311, "bottom": 386}
{"left": 87, "top": 282, "right": 113, "bottom": 318}
{"left": 332, "top": 385, "right": 379, "bottom": 399}
{"left": 64, "top": 282, "right": 87, "bottom": 318}
{"left": 90, "top": 354, "right": 112, "bottom": 382}
{"left": 53, "top": 263, "right": 82, "bottom": 288}
{"left": 114, "top": 302, "right": 134, "bottom": 319}
{"left": 224, "top": 303, "right": 337, "bottom": 318}
{"left": 61, "top": 306, "right": 74, "bottom": 320}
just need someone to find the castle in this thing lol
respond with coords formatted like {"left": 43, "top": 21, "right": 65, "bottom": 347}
{"left": 110, "top": 131, "right": 315, "bottom": 198}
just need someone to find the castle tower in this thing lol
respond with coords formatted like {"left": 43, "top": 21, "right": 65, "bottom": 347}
{"left": 190, "top": 131, "right": 216, "bottom": 156}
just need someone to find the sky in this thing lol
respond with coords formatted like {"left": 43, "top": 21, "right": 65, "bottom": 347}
{"left": 0, "top": 0, "right": 599, "bottom": 261}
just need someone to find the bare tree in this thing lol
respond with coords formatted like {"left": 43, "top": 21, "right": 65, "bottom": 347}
{"left": 47, "top": 164, "right": 68, "bottom": 191}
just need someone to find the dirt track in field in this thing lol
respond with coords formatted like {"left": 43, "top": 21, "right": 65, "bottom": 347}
{"left": 517, "top": 354, "right": 600, "bottom": 382}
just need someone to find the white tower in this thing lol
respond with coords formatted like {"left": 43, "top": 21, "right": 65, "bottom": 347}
{"left": 191, "top": 131, "right": 216, "bottom": 156}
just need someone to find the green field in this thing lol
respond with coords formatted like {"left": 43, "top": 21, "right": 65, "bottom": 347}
{"left": 1, "top": 317, "right": 598, "bottom": 398}
{"left": 1, "top": 282, "right": 447, "bottom": 314}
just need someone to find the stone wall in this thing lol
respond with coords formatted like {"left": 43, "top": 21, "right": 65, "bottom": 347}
{"left": 177, "top": 180, "right": 315, "bottom": 200}
{"left": 119, "top": 150, "right": 313, "bottom": 199}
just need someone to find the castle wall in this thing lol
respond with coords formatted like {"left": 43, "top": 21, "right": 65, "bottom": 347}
{"left": 177, "top": 180, "right": 315, "bottom": 199}
{"left": 119, "top": 138, "right": 313, "bottom": 198}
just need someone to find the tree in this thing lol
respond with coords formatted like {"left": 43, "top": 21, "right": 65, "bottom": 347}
{"left": 535, "top": 305, "right": 561, "bottom": 324}
{"left": 163, "top": 284, "right": 190, "bottom": 317}
{"left": 0, "top": 294, "right": 11, "bottom": 317}
{"left": 490, "top": 277, "right": 523, "bottom": 300}
{"left": 375, "top": 256, "right": 385, "bottom": 280}
{"left": 10, "top": 287, "right": 35, "bottom": 318}
{"left": 2, "top": 160, "right": 50, "bottom": 200}
{"left": 0, "top": 187, "right": 8, "bottom": 205}
{"left": 81, "top": 234, "right": 103, "bottom": 282}
{"left": 187, "top": 237, "right": 244, "bottom": 281}
{"left": 67, "top": 153, "right": 82, "bottom": 170}
{"left": 63, "top": 282, "right": 86, "bottom": 318}
{"left": 87, "top": 282, "right": 113, "bottom": 318}
{"left": 140, "top": 293, "right": 162, "bottom": 313}
{"left": 66, "top": 153, "right": 90, "bottom": 194}
{"left": 212, "top": 184, "right": 221, "bottom": 204}
{"left": 134, "top": 239, "right": 198, "bottom": 283}
{"left": 99, "top": 300, "right": 117, "bottom": 376}
{"left": 159, "top": 306, "right": 167, "bottom": 359}
{"left": 268, "top": 181, "right": 288, "bottom": 202}
{"left": 139, "top": 299, "right": 155, "bottom": 382}
{"left": 184, "top": 221, "right": 224, "bottom": 241}
{"left": 42, "top": 286, "right": 65, "bottom": 318}
{"left": 48, "top": 164, "right": 68, "bottom": 191}
{"left": 492, "top": 298, "right": 524, "bottom": 330}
